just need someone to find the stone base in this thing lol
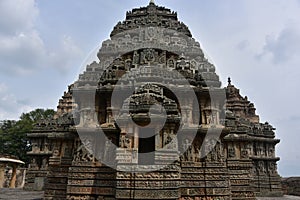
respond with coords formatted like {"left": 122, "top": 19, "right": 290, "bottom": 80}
{"left": 66, "top": 161, "right": 116, "bottom": 200}
{"left": 24, "top": 169, "right": 47, "bottom": 191}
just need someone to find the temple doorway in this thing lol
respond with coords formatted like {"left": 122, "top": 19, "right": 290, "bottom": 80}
{"left": 138, "top": 128, "right": 155, "bottom": 165}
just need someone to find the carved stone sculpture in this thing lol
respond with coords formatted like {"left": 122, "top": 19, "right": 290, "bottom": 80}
{"left": 25, "top": 1, "right": 282, "bottom": 199}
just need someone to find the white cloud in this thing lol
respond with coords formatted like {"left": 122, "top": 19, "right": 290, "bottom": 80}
{"left": 0, "top": 31, "right": 46, "bottom": 75}
{"left": 0, "top": 0, "right": 42, "bottom": 75}
{"left": 182, "top": 0, "right": 300, "bottom": 176}
{"left": 0, "top": 83, "right": 33, "bottom": 120}
{"left": 259, "top": 23, "right": 300, "bottom": 64}
{"left": 0, "top": 0, "right": 83, "bottom": 76}
{"left": 0, "top": 0, "right": 38, "bottom": 35}
{"left": 0, "top": 0, "right": 299, "bottom": 176}
{"left": 0, "top": 0, "right": 84, "bottom": 120}
{"left": 49, "top": 35, "right": 84, "bottom": 73}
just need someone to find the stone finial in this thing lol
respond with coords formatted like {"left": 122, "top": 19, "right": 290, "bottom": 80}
{"left": 150, "top": 0, "right": 155, "bottom": 4}
{"left": 228, "top": 77, "right": 231, "bottom": 85}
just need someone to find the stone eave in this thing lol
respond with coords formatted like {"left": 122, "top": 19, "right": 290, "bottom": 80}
{"left": 0, "top": 157, "right": 25, "bottom": 165}
{"left": 250, "top": 156, "right": 280, "bottom": 161}
{"left": 27, "top": 152, "right": 52, "bottom": 156}
{"left": 224, "top": 133, "right": 280, "bottom": 143}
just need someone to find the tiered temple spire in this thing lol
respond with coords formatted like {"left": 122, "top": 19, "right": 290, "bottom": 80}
{"left": 25, "top": 2, "right": 282, "bottom": 199}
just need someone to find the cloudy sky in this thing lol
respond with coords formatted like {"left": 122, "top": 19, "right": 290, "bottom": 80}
{"left": 0, "top": 0, "right": 300, "bottom": 176}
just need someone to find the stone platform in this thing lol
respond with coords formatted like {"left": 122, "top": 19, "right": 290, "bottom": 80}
{"left": 257, "top": 196, "right": 300, "bottom": 200}
{"left": 0, "top": 188, "right": 43, "bottom": 200}
{"left": 0, "top": 189, "right": 299, "bottom": 200}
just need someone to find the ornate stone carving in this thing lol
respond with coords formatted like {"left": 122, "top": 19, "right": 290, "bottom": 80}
{"left": 25, "top": 2, "right": 282, "bottom": 199}
{"left": 241, "top": 144, "right": 249, "bottom": 159}
{"left": 228, "top": 146, "right": 236, "bottom": 158}
{"left": 110, "top": 3, "right": 192, "bottom": 37}
{"left": 181, "top": 139, "right": 194, "bottom": 161}
{"left": 29, "top": 158, "right": 39, "bottom": 170}
{"left": 73, "top": 138, "right": 94, "bottom": 162}
{"left": 41, "top": 157, "right": 48, "bottom": 169}
{"left": 119, "top": 134, "right": 131, "bottom": 148}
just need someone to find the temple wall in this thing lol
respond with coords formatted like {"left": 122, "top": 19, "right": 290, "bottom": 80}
{"left": 282, "top": 177, "right": 300, "bottom": 196}
{"left": 24, "top": 2, "right": 282, "bottom": 199}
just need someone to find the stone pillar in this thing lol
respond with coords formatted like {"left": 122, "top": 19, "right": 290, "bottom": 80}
{"left": 9, "top": 163, "right": 17, "bottom": 188}
{"left": 216, "top": 102, "right": 220, "bottom": 124}
{"left": 134, "top": 126, "right": 139, "bottom": 149}
{"left": 188, "top": 100, "right": 194, "bottom": 125}
{"left": 0, "top": 163, "right": 5, "bottom": 188}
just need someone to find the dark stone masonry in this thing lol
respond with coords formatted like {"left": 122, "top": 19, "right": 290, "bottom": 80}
{"left": 1, "top": 189, "right": 300, "bottom": 200}
{"left": 24, "top": 1, "right": 283, "bottom": 199}
{"left": 282, "top": 177, "right": 300, "bottom": 196}
{"left": 0, "top": 188, "right": 44, "bottom": 200}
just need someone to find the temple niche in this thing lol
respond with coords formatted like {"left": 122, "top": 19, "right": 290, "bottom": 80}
{"left": 25, "top": 1, "right": 282, "bottom": 200}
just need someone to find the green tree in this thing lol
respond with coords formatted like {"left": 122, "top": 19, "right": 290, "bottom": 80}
{"left": 0, "top": 120, "right": 17, "bottom": 157}
{"left": 0, "top": 108, "right": 55, "bottom": 164}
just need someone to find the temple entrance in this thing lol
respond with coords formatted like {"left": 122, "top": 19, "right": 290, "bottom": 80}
{"left": 138, "top": 128, "right": 155, "bottom": 165}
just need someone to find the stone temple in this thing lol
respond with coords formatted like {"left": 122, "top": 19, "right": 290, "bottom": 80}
{"left": 25, "top": 2, "right": 282, "bottom": 200}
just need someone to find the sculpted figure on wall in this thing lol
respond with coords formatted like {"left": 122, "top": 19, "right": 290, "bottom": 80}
{"left": 228, "top": 145, "right": 236, "bottom": 158}
{"left": 181, "top": 139, "right": 194, "bottom": 161}
{"left": 119, "top": 134, "right": 131, "bottom": 148}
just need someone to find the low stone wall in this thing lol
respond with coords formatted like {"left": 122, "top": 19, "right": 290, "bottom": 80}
{"left": 282, "top": 177, "right": 300, "bottom": 196}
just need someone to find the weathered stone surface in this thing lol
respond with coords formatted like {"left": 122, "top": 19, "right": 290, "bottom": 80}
{"left": 0, "top": 188, "right": 44, "bottom": 200}
{"left": 282, "top": 177, "right": 300, "bottom": 196}
{"left": 257, "top": 196, "right": 300, "bottom": 200}
{"left": 0, "top": 189, "right": 298, "bottom": 200}
{"left": 24, "top": 1, "right": 282, "bottom": 199}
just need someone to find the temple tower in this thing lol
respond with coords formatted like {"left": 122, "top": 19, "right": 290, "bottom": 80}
{"left": 25, "top": 2, "right": 282, "bottom": 199}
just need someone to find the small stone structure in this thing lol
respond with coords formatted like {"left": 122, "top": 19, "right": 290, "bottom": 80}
{"left": 282, "top": 177, "right": 300, "bottom": 196}
{"left": 25, "top": 1, "right": 283, "bottom": 199}
{"left": 0, "top": 157, "right": 25, "bottom": 188}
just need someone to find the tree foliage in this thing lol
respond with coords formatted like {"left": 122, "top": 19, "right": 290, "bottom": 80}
{"left": 0, "top": 108, "right": 55, "bottom": 164}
